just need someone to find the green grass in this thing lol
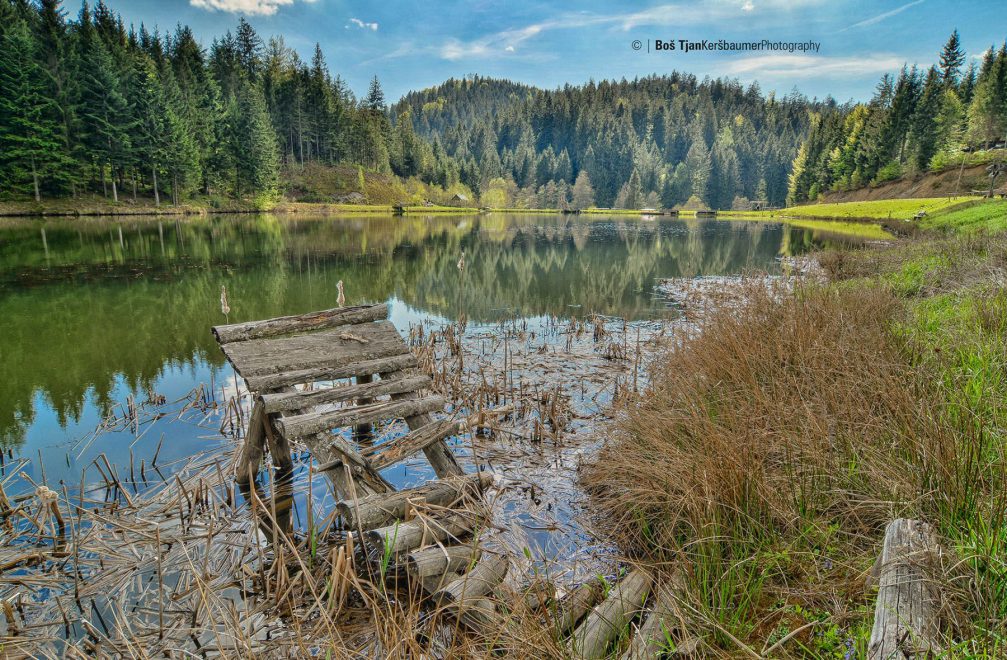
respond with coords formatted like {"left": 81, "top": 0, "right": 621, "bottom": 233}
{"left": 722, "top": 214, "right": 895, "bottom": 240}
{"left": 921, "top": 199, "right": 1007, "bottom": 233}
{"left": 729, "top": 197, "right": 981, "bottom": 221}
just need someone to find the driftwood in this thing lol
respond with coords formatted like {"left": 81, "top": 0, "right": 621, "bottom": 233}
{"left": 450, "top": 597, "right": 503, "bottom": 630}
{"left": 212, "top": 304, "right": 388, "bottom": 344}
{"left": 572, "top": 569, "right": 652, "bottom": 659}
{"left": 434, "top": 554, "right": 509, "bottom": 605}
{"left": 275, "top": 396, "right": 446, "bottom": 441}
{"left": 337, "top": 472, "right": 492, "bottom": 530}
{"left": 258, "top": 374, "right": 430, "bottom": 414}
{"left": 868, "top": 518, "right": 940, "bottom": 659}
{"left": 366, "top": 510, "right": 483, "bottom": 555}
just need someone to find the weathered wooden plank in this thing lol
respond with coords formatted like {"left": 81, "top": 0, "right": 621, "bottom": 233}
{"left": 275, "top": 395, "right": 447, "bottom": 442}
{"left": 366, "top": 510, "right": 482, "bottom": 555}
{"left": 222, "top": 321, "right": 408, "bottom": 378}
{"left": 244, "top": 353, "right": 417, "bottom": 392}
{"left": 434, "top": 554, "right": 509, "bottom": 605}
{"left": 212, "top": 304, "right": 387, "bottom": 344}
{"left": 336, "top": 472, "right": 493, "bottom": 530}
{"left": 258, "top": 375, "right": 430, "bottom": 414}
{"left": 405, "top": 545, "right": 481, "bottom": 579}
{"left": 572, "top": 569, "right": 652, "bottom": 659}
{"left": 868, "top": 518, "right": 940, "bottom": 659}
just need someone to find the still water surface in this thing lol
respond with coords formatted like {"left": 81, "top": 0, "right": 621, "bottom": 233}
{"left": 0, "top": 213, "right": 862, "bottom": 496}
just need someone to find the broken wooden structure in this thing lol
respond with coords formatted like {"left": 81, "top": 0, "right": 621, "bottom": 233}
{"left": 212, "top": 303, "right": 521, "bottom": 624}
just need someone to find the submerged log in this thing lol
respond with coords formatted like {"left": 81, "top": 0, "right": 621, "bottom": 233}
{"left": 338, "top": 472, "right": 493, "bottom": 530}
{"left": 572, "top": 569, "right": 651, "bottom": 659}
{"left": 212, "top": 303, "right": 388, "bottom": 344}
{"left": 434, "top": 554, "right": 509, "bottom": 605}
{"left": 366, "top": 510, "right": 483, "bottom": 555}
{"left": 868, "top": 518, "right": 940, "bottom": 659}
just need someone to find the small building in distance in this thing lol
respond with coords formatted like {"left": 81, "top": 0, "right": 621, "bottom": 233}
{"left": 449, "top": 193, "right": 470, "bottom": 206}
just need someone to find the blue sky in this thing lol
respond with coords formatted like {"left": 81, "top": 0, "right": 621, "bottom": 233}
{"left": 99, "top": 0, "right": 1005, "bottom": 103}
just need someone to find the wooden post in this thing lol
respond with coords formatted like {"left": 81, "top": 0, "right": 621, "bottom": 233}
{"left": 235, "top": 401, "right": 267, "bottom": 490}
{"left": 868, "top": 518, "right": 940, "bottom": 659}
{"left": 262, "top": 413, "right": 295, "bottom": 539}
{"left": 353, "top": 374, "right": 375, "bottom": 440}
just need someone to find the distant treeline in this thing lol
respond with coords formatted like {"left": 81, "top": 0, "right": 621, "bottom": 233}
{"left": 788, "top": 31, "right": 1007, "bottom": 204}
{"left": 0, "top": 0, "right": 455, "bottom": 205}
{"left": 394, "top": 74, "right": 826, "bottom": 210}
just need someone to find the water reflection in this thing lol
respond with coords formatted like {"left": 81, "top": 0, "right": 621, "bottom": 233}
{"left": 0, "top": 213, "right": 852, "bottom": 452}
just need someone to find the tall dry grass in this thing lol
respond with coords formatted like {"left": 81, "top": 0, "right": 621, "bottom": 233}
{"left": 584, "top": 277, "right": 1007, "bottom": 654}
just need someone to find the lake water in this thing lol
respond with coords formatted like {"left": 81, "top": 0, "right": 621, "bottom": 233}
{"left": 0, "top": 213, "right": 862, "bottom": 498}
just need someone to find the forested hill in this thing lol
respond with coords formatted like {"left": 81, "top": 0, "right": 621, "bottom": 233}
{"left": 392, "top": 75, "right": 830, "bottom": 209}
{"left": 787, "top": 31, "right": 1007, "bottom": 205}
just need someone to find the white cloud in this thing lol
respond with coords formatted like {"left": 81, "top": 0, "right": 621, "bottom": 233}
{"left": 348, "top": 17, "right": 379, "bottom": 31}
{"left": 505, "top": 45, "right": 515, "bottom": 52}
{"left": 439, "top": 1, "right": 825, "bottom": 60}
{"left": 840, "top": 0, "right": 924, "bottom": 32}
{"left": 188, "top": 0, "right": 313, "bottom": 16}
{"left": 724, "top": 53, "right": 905, "bottom": 78}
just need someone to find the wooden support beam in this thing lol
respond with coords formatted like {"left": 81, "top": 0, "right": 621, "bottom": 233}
{"left": 258, "top": 374, "right": 430, "bottom": 414}
{"left": 244, "top": 354, "right": 418, "bottom": 392}
{"left": 382, "top": 369, "right": 465, "bottom": 479}
{"left": 572, "top": 569, "right": 651, "bottom": 659}
{"left": 868, "top": 518, "right": 940, "bottom": 659}
{"left": 336, "top": 472, "right": 492, "bottom": 530}
{"left": 212, "top": 304, "right": 388, "bottom": 344}
{"left": 353, "top": 374, "right": 376, "bottom": 439}
{"left": 276, "top": 396, "right": 447, "bottom": 442}
{"left": 234, "top": 400, "right": 267, "bottom": 487}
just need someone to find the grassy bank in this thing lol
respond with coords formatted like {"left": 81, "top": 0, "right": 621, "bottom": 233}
{"left": 585, "top": 198, "right": 1007, "bottom": 656}
{"left": 722, "top": 196, "right": 981, "bottom": 222}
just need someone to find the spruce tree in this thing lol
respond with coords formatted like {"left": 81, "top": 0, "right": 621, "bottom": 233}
{"left": 0, "top": 18, "right": 69, "bottom": 201}
{"left": 939, "top": 29, "right": 966, "bottom": 87}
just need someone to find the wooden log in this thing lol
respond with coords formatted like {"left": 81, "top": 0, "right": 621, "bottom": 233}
{"left": 212, "top": 304, "right": 388, "bottom": 344}
{"left": 337, "top": 472, "right": 493, "bottom": 530}
{"left": 405, "top": 544, "right": 481, "bottom": 579}
{"left": 554, "top": 581, "right": 604, "bottom": 635}
{"left": 623, "top": 581, "right": 681, "bottom": 660}
{"left": 434, "top": 554, "right": 509, "bottom": 605}
{"left": 868, "top": 518, "right": 940, "bottom": 659}
{"left": 571, "top": 569, "right": 652, "bottom": 659}
{"left": 366, "top": 510, "right": 483, "bottom": 555}
{"left": 221, "top": 321, "right": 408, "bottom": 379}
{"left": 276, "top": 395, "right": 447, "bottom": 441}
{"left": 258, "top": 374, "right": 430, "bottom": 414}
{"left": 449, "top": 597, "right": 503, "bottom": 630}
{"left": 244, "top": 354, "right": 418, "bottom": 392}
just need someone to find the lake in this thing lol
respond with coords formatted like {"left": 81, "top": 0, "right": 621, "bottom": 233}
{"left": 0, "top": 212, "right": 867, "bottom": 498}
